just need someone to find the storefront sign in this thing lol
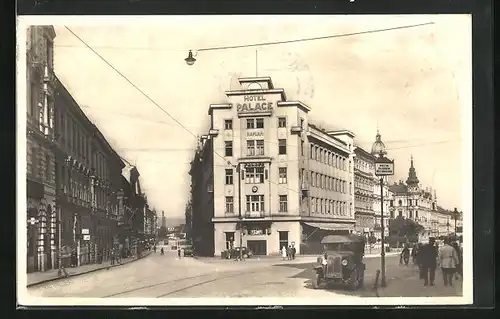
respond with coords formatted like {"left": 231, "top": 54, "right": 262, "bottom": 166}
{"left": 248, "top": 229, "right": 264, "bottom": 235}
{"left": 237, "top": 95, "right": 273, "bottom": 114}
{"left": 247, "top": 131, "right": 264, "bottom": 137}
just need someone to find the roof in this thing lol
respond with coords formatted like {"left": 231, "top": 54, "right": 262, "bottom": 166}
{"left": 321, "top": 235, "right": 366, "bottom": 244}
{"left": 389, "top": 182, "right": 408, "bottom": 194}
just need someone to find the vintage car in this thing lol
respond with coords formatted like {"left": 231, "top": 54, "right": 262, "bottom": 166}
{"left": 312, "top": 234, "right": 366, "bottom": 290}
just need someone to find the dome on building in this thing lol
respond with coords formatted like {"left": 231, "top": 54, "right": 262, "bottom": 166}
{"left": 371, "top": 130, "right": 387, "bottom": 157}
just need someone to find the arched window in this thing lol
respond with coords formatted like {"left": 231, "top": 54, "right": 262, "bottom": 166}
{"left": 398, "top": 200, "right": 402, "bottom": 206}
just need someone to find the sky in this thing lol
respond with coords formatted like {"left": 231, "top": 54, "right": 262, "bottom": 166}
{"left": 34, "top": 15, "right": 470, "bottom": 219}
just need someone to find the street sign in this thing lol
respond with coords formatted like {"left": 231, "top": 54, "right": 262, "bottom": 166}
{"left": 82, "top": 228, "right": 90, "bottom": 235}
{"left": 83, "top": 234, "right": 91, "bottom": 241}
{"left": 375, "top": 157, "right": 394, "bottom": 176}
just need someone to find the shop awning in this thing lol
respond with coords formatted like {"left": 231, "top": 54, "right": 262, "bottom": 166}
{"left": 303, "top": 222, "right": 354, "bottom": 231}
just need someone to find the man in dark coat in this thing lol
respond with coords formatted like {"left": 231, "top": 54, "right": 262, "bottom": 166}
{"left": 419, "top": 238, "right": 438, "bottom": 286}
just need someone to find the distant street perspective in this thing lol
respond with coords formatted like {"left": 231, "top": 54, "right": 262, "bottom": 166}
{"left": 23, "top": 16, "right": 469, "bottom": 304}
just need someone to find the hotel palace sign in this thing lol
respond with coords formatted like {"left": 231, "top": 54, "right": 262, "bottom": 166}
{"left": 237, "top": 95, "right": 274, "bottom": 114}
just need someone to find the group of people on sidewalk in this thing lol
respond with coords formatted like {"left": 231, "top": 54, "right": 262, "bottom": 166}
{"left": 281, "top": 244, "right": 296, "bottom": 260}
{"left": 400, "top": 237, "right": 462, "bottom": 287}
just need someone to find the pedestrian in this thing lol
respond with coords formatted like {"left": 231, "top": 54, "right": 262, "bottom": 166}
{"left": 281, "top": 246, "right": 287, "bottom": 260}
{"left": 177, "top": 247, "right": 181, "bottom": 258}
{"left": 160, "top": 247, "right": 164, "bottom": 255}
{"left": 420, "top": 238, "right": 438, "bottom": 286}
{"left": 401, "top": 245, "right": 410, "bottom": 266}
{"left": 438, "top": 238, "right": 459, "bottom": 287}
{"left": 287, "top": 245, "right": 292, "bottom": 260}
{"left": 291, "top": 245, "right": 296, "bottom": 260}
{"left": 451, "top": 241, "right": 462, "bottom": 279}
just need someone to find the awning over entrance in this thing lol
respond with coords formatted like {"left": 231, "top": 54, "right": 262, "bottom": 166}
{"left": 303, "top": 222, "right": 354, "bottom": 231}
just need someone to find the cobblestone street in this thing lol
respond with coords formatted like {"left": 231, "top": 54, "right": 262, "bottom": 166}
{"left": 26, "top": 251, "right": 462, "bottom": 299}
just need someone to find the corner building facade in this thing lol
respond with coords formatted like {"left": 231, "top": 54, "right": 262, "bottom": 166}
{"left": 206, "top": 77, "right": 355, "bottom": 256}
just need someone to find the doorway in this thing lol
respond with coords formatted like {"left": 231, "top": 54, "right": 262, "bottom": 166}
{"left": 247, "top": 240, "right": 267, "bottom": 256}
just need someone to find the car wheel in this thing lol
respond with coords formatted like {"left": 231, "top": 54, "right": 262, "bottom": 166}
{"left": 243, "top": 253, "right": 249, "bottom": 259}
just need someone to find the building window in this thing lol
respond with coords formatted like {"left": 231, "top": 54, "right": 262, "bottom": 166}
{"left": 349, "top": 182, "right": 352, "bottom": 194}
{"left": 245, "top": 167, "right": 264, "bottom": 184}
{"left": 246, "top": 118, "right": 264, "bottom": 129}
{"left": 398, "top": 210, "right": 403, "bottom": 217}
{"left": 301, "top": 141, "right": 304, "bottom": 156}
{"left": 224, "top": 119, "right": 233, "bottom": 130}
{"left": 279, "top": 195, "right": 288, "bottom": 212}
{"left": 278, "top": 167, "right": 287, "bottom": 184}
{"left": 278, "top": 139, "right": 287, "bottom": 155}
{"left": 45, "top": 153, "right": 51, "bottom": 182}
{"left": 29, "top": 81, "right": 37, "bottom": 118}
{"left": 390, "top": 200, "right": 394, "bottom": 207}
{"left": 246, "top": 195, "right": 265, "bottom": 212}
{"left": 225, "top": 169, "right": 234, "bottom": 185}
{"left": 246, "top": 140, "right": 264, "bottom": 156}
{"left": 409, "top": 210, "right": 413, "bottom": 219}
{"left": 46, "top": 37, "right": 53, "bottom": 72}
{"left": 315, "top": 198, "right": 319, "bottom": 213}
{"left": 225, "top": 196, "right": 234, "bottom": 213}
{"left": 398, "top": 200, "right": 402, "bottom": 206}
{"left": 278, "top": 117, "right": 287, "bottom": 128}
{"left": 310, "top": 144, "right": 314, "bottom": 159}
{"left": 255, "top": 118, "right": 264, "bottom": 128}
{"left": 31, "top": 147, "right": 38, "bottom": 178}
{"left": 225, "top": 141, "right": 233, "bottom": 157}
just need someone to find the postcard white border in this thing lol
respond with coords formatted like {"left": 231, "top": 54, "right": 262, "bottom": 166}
{"left": 16, "top": 15, "right": 473, "bottom": 306}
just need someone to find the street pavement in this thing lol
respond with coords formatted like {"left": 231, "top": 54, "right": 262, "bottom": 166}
{"left": 27, "top": 250, "right": 462, "bottom": 299}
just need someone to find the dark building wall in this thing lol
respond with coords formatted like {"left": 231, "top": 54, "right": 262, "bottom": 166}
{"left": 189, "top": 137, "right": 214, "bottom": 256}
{"left": 54, "top": 77, "right": 125, "bottom": 266}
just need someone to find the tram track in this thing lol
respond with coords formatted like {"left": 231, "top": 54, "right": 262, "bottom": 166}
{"left": 103, "top": 268, "right": 260, "bottom": 298}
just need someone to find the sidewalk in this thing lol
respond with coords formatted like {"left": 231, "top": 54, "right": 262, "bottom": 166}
{"left": 375, "top": 265, "right": 463, "bottom": 298}
{"left": 27, "top": 251, "right": 152, "bottom": 287}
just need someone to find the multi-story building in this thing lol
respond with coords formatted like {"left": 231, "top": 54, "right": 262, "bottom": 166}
{"left": 26, "top": 25, "right": 57, "bottom": 273}
{"left": 54, "top": 78, "right": 125, "bottom": 267}
{"left": 387, "top": 156, "right": 457, "bottom": 238}
{"left": 189, "top": 135, "right": 215, "bottom": 256}
{"left": 118, "top": 164, "right": 146, "bottom": 252}
{"left": 353, "top": 146, "right": 376, "bottom": 237}
{"left": 192, "top": 77, "right": 356, "bottom": 256}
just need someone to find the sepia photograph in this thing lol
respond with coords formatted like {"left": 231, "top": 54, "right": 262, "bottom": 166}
{"left": 17, "top": 14, "right": 472, "bottom": 306}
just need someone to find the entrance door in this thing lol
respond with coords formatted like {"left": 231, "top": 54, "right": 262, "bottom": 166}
{"left": 247, "top": 240, "right": 267, "bottom": 256}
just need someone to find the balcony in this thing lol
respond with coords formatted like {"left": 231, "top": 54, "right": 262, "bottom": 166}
{"left": 244, "top": 211, "right": 266, "bottom": 219}
{"left": 291, "top": 126, "right": 302, "bottom": 135}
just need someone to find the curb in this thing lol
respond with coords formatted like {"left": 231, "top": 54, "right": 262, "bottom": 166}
{"left": 27, "top": 251, "right": 153, "bottom": 288}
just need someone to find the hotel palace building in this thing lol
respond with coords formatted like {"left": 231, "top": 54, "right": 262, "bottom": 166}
{"left": 189, "top": 77, "right": 356, "bottom": 256}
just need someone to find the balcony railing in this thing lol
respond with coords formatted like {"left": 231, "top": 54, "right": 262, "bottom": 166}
{"left": 244, "top": 211, "right": 266, "bottom": 218}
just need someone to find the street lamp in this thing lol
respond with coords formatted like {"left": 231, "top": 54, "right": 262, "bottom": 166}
{"left": 453, "top": 207, "right": 458, "bottom": 234}
{"left": 372, "top": 130, "right": 394, "bottom": 288}
{"left": 185, "top": 50, "right": 196, "bottom": 66}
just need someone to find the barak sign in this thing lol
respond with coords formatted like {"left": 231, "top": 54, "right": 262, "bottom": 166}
{"left": 375, "top": 157, "right": 394, "bottom": 176}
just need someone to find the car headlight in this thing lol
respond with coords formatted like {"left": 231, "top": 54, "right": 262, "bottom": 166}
{"left": 341, "top": 259, "right": 348, "bottom": 266}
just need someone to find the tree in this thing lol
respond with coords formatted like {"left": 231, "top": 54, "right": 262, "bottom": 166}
{"left": 388, "top": 216, "right": 424, "bottom": 246}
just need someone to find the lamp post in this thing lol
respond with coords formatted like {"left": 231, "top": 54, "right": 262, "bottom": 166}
{"left": 235, "top": 162, "right": 243, "bottom": 261}
{"left": 374, "top": 150, "right": 394, "bottom": 288}
{"left": 453, "top": 208, "right": 458, "bottom": 234}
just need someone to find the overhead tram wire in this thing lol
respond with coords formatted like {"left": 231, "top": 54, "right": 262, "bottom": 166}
{"left": 64, "top": 26, "right": 302, "bottom": 194}
{"left": 64, "top": 22, "right": 439, "bottom": 195}
{"left": 58, "top": 22, "right": 434, "bottom": 52}
{"left": 194, "top": 22, "right": 435, "bottom": 52}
